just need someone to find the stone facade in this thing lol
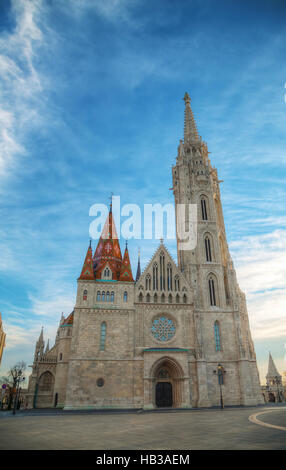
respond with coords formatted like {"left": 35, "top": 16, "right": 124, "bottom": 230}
{"left": 261, "top": 353, "right": 285, "bottom": 403}
{"left": 26, "top": 94, "right": 264, "bottom": 409}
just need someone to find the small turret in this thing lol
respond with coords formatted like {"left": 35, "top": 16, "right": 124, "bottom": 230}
{"left": 135, "top": 248, "right": 141, "bottom": 282}
{"left": 79, "top": 241, "right": 95, "bottom": 280}
{"left": 119, "top": 242, "right": 134, "bottom": 282}
{"left": 34, "top": 327, "right": 45, "bottom": 361}
{"left": 45, "top": 339, "right": 50, "bottom": 354}
{"left": 266, "top": 352, "right": 282, "bottom": 385}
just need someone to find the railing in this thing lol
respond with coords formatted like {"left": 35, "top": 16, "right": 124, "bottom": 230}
{"left": 39, "top": 356, "right": 57, "bottom": 363}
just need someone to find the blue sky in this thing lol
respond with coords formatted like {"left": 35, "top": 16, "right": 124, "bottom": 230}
{"left": 0, "top": 0, "right": 285, "bottom": 383}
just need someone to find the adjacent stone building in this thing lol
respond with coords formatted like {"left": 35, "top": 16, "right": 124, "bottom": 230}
{"left": 27, "top": 94, "right": 264, "bottom": 409}
{"left": 262, "top": 353, "right": 285, "bottom": 403}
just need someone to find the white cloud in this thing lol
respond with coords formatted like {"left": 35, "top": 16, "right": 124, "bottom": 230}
{"left": 230, "top": 229, "right": 286, "bottom": 340}
{"left": 29, "top": 288, "right": 75, "bottom": 319}
{"left": 0, "top": 0, "right": 44, "bottom": 177}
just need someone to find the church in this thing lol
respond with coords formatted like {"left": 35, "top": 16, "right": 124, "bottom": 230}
{"left": 26, "top": 94, "right": 264, "bottom": 409}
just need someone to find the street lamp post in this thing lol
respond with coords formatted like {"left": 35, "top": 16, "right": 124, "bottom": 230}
{"left": 273, "top": 376, "right": 281, "bottom": 403}
{"left": 12, "top": 371, "right": 25, "bottom": 415}
{"left": 213, "top": 364, "right": 226, "bottom": 409}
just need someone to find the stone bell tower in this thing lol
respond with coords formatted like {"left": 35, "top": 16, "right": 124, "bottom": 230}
{"left": 172, "top": 92, "right": 234, "bottom": 311}
{"left": 172, "top": 93, "right": 264, "bottom": 406}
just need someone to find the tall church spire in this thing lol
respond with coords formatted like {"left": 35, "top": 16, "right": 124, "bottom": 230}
{"left": 183, "top": 92, "right": 200, "bottom": 143}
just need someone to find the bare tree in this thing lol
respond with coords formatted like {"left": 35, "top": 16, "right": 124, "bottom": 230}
{"left": 0, "top": 361, "right": 26, "bottom": 410}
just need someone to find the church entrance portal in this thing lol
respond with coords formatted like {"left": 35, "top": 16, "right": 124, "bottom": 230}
{"left": 156, "top": 382, "right": 173, "bottom": 407}
{"left": 151, "top": 357, "right": 184, "bottom": 408}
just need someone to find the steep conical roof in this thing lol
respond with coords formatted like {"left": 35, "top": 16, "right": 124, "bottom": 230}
{"left": 183, "top": 92, "right": 200, "bottom": 143}
{"left": 93, "top": 203, "right": 122, "bottom": 280}
{"left": 79, "top": 241, "right": 95, "bottom": 280}
{"left": 38, "top": 327, "right": 44, "bottom": 344}
{"left": 135, "top": 248, "right": 141, "bottom": 282}
{"left": 266, "top": 353, "right": 281, "bottom": 378}
{"left": 119, "top": 243, "right": 134, "bottom": 282}
{"left": 45, "top": 339, "right": 50, "bottom": 354}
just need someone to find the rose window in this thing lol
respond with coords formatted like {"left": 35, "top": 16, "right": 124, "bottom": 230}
{"left": 151, "top": 316, "right": 176, "bottom": 342}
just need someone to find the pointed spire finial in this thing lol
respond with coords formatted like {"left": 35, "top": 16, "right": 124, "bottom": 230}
{"left": 136, "top": 247, "right": 141, "bottom": 281}
{"left": 183, "top": 92, "right": 200, "bottom": 143}
{"left": 183, "top": 92, "right": 191, "bottom": 105}
{"left": 39, "top": 326, "right": 44, "bottom": 342}
{"left": 45, "top": 339, "right": 50, "bottom": 354}
{"left": 109, "top": 192, "right": 114, "bottom": 212}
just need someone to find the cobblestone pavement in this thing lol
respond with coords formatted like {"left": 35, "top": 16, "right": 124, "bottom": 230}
{"left": 0, "top": 405, "right": 285, "bottom": 450}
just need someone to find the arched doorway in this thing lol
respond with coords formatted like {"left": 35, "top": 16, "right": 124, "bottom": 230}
{"left": 156, "top": 382, "right": 173, "bottom": 407}
{"left": 269, "top": 392, "right": 276, "bottom": 403}
{"left": 151, "top": 358, "right": 184, "bottom": 408}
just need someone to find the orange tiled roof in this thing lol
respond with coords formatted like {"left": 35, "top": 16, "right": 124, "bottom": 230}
{"left": 119, "top": 244, "right": 134, "bottom": 282}
{"left": 79, "top": 243, "right": 95, "bottom": 280}
{"left": 93, "top": 205, "right": 122, "bottom": 280}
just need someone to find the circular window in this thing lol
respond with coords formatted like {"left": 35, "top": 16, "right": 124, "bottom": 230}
{"left": 97, "top": 378, "right": 104, "bottom": 387}
{"left": 151, "top": 316, "right": 176, "bottom": 342}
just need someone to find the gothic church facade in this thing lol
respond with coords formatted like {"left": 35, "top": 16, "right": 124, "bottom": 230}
{"left": 27, "top": 94, "right": 264, "bottom": 409}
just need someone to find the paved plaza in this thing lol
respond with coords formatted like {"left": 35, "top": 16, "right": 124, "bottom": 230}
{"left": 0, "top": 405, "right": 285, "bottom": 450}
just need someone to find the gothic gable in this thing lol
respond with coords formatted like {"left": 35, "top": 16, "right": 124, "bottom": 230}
{"left": 135, "top": 243, "right": 192, "bottom": 304}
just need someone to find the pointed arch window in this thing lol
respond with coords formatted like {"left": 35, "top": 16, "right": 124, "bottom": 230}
{"left": 106, "top": 291, "right": 110, "bottom": 302}
{"left": 168, "top": 294, "right": 172, "bottom": 304}
{"left": 101, "top": 291, "right": 105, "bottom": 302}
{"left": 146, "top": 274, "right": 151, "bottom": 291}
{"left": 39, "top": 371, "right": 54, "bottom": 392}
{"left": 208, "top": 276, "right": 216, "bottom": 306}
{"left": 161, "top": 293, "right": 165, "bottom": 303}
{"left": 103, "top": 267, "right": 111, "bottom": 278}
{"left": 100, "top": 322, "right": 106, "bottom": 350}
{"left": 174, "top": 275, "right": 180, "bottom": 291}
{"left": 154, "top": 293, "right": 158, "bottom": 303}
{"left": 159, "top": 252, "right": 165, "bottom": 290}
{"left": 97, "top": 291, "right": 101, "bottom": 301}
{"left": 146, "top": 293, "right": 151, "bottom": 303}
{"left": 214, "top": 321, "right": 221, "bottom": 351}
{"left": 83, "top": 289, "right": 88, "bottom": 301}
{"left": 167, "top": 263, "right": 172, "bottom": 291}
{"left": 183, "top": 294, "right": 187, "bottom": 304}
{"left": 123, "top": 291, "right": 128, "bottom": 302}
{"left": 201, "top": 197, "right": 208, "bottom": 221}
{"left": 205, "top": 235, "right": 212, "bottom": 262}
{"left": 176, "top": 293, "right": 180, "bottom": 304}
{"left": 153, "top": 263, "right": 158, "bottom": 290}
{"left": 110, "top": 292, "right": 114, "bottom": 302}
